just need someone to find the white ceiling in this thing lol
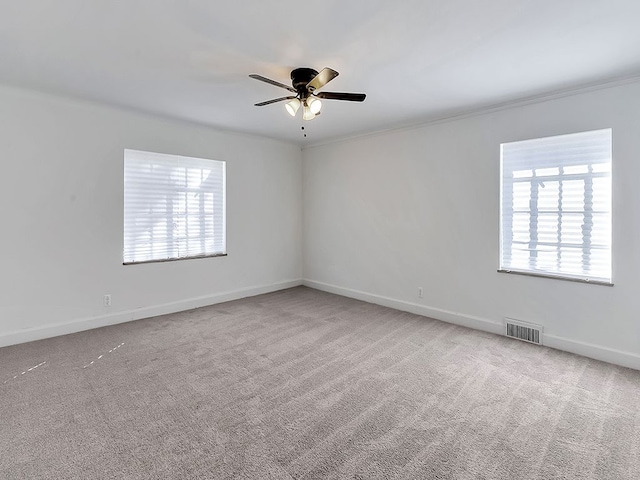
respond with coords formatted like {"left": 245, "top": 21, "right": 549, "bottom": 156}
{"left": 2, "top": 1, "right": 640, "bottom": 145}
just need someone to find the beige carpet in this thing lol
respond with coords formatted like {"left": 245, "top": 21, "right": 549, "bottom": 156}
{"left": 1, "top": 286, "right": 639, "bottom": 479}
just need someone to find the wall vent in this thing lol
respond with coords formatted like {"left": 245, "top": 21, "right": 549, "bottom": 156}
{"left": 504, "top": 318, "right": 543, "bottom": 345}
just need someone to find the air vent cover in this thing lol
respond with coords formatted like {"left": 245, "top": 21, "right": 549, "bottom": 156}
{"left": 505, "top": 318, "right": 543, "bottom": 345}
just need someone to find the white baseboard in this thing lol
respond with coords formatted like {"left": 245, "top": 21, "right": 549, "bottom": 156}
{"left": 303, "top": 279, "right": 640, "bottom": 371}
{"left": 303, "top": 279, "right": 504, "bottom": 335}
{"left": 543, "top": 334, "right": 640, "bottom": 371}
{"left": 0, "top": 279, "right": 303, "bottom": 348}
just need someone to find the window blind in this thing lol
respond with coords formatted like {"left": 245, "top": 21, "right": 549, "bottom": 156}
{"left": 124, "top": 149, "right": 226, "bottom": 264}
{"left": 500, "top": 129, "right": 612, "bottom": 283}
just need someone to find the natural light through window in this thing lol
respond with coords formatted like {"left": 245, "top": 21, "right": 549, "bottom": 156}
{"left": 499, "top": 129, "right": 612, "bottom": 284}
{"left": 123, "top": 149, "right": 226, "bottom": 264}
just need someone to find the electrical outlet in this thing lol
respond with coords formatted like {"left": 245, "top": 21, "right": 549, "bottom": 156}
{"left": 103, "top": 294, "right": 112, "bottom": 307}
{"left": 418, "top": 287, "right": 423, "bottom": 299}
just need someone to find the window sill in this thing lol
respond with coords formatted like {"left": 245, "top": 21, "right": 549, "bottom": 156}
{"left": 497, "top": 269, "right": 613, "bottom": 286}
{"left": 123, "top": 253, "right": 227, "bottom": 265}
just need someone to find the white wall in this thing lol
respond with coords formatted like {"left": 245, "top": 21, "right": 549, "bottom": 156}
{"left": 303, "top": 80, "right": 640, "bottom": 369}
{"left": 3, "top": 79, "right": 639, "bottom": 369}
{"left": 0, "top": 84, "right": 302, "bottom": 346}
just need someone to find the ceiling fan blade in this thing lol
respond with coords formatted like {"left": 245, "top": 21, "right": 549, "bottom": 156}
{"left": 306, "top": 67, "right": 339, "bottom": 92}
{"left": 315, "top": 92, "right": 366, "bottom": 102}
{"left": 249, "top": 74, "right": 297, "bottom": 93}
{"left": 254, "top": 96, "right": 296, "bottom": 106}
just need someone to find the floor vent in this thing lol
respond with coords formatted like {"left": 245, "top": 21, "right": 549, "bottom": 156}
{"left": 505, "top": 318, "right": 543, "bottom": 345}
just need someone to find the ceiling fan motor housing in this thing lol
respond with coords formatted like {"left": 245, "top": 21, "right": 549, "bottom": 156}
{"left": 291, "top": 68, "right": 319, "bottom": 94}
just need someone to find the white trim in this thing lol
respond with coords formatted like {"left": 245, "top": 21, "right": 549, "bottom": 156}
{"left": 303, "top": 279, "right": 504, "bottom": 335}
{"left": 0, "top": 279, "right": 302, "bottom": 348}
{"left": 303, "top": 73, "right": 640, "bottom": 150}
{"left": 303, "top": 279, "right": 640, "bottom": 371}
{"left": 543, "top": 334, "right": 640, "bottom": 371}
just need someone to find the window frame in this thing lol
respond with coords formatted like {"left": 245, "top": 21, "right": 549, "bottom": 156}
{"left": 123, "top": 149, "right": 227, "bottom": 265}
{"left": 498, "top": 129, "right": 612, "bottom": 286}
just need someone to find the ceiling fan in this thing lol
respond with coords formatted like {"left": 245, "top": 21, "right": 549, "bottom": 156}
{"left": 249, "top": 67, "right": 366, "bottom": 120}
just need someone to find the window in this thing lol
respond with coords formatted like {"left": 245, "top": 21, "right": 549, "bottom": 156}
{"left": 123, "top": 149, "right": 226, "bottom": 264}
{"left": 499, "top": 129, "right": 612, "bottom": 284}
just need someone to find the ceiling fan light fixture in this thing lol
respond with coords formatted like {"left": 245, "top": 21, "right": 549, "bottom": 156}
{"left": 250, "top": 67, "right": 365, "bottom": 123}
{"left": 285, "top": 98, "right": 300, "bottom": 116}
{"left": 307, "top": 96, "right": 322, "bottom": 114}
{"left": 302, "top": 105, "right": 316, "bottom": 121}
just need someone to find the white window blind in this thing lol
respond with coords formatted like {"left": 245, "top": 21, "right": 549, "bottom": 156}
{"left": 124, "top": 149, "right": 226, "bottom": 264}
{"left": 500, "top": 129, "right": 612, "bottom": 284}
